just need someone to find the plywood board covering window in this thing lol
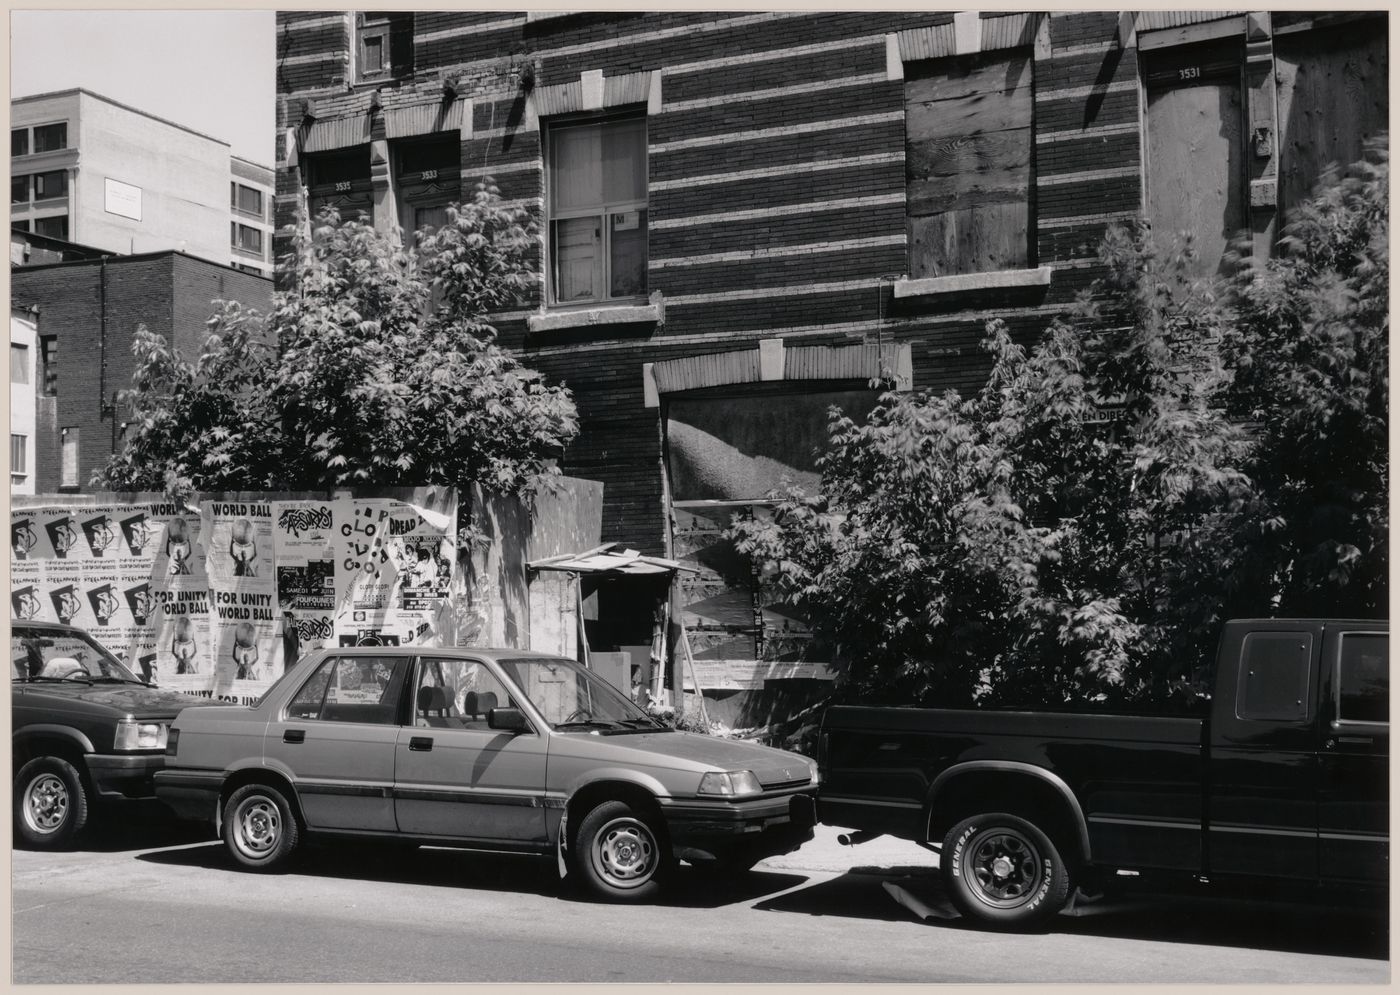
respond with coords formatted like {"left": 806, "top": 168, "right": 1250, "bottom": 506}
{"left": 1274, "top": 25, "right": 1388, "bottom": 226}
{"left": 1144, "top": 41, "right": 1246, "bottom": 280}
{"left": 904, "top": 50, "right": 1034, "bottom": 279}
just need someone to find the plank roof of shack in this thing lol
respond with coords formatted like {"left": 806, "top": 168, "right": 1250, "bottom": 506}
{"left": 527, "top": 542, "right": 696, "bottom": 575}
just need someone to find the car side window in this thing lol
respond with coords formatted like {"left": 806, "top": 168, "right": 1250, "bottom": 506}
{"left": 1236, "top": 632, "right": 1313, "bottom": 722}
{"left": 1337, "top": 633, "right": 1388, "bottom": 725}
{"left": 285, "top": 655, "right": 410, "bottom": 725}
{"left": 414, "top": 658, "right": 517, "bottom": 731}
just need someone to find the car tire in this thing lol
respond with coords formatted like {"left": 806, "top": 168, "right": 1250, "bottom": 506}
{"left": 571, "top": 799, "right": 672, "bottom": 902}
{"left": 941, "top": 812, "right": 1072, "bottom": 930}
{"left": 14, "top": 756, "right": 89, "bottom": 849}
{"left": 223, "top": 783, "right": 300, "bottom": 872}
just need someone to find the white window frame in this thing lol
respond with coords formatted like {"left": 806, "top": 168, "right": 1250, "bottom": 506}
{"left": 544, "top": 113, "right": 649, "bottom": 308}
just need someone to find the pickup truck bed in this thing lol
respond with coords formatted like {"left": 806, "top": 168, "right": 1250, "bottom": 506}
{"left": 817, "top": 619, "right": 1388, "bottom": 928}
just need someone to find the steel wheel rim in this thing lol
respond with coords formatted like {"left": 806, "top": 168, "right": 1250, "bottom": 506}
{"left": 232, "top": 796, "right": 281, "bottom": 860}
{"left": 590, "top": 817, "right": 658, "bottom": 889}
{"left": 23, "top": 773, "right": 69, "bottom": 834}
{"left": 967, "top": 827, "right": 1043, "bottom": 908}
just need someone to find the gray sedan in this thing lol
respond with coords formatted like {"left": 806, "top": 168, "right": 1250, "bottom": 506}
{"left": 155, "top": 647, "right": 817, "bottom": 901}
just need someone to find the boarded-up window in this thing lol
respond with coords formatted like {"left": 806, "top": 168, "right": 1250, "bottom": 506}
{"left": 904, "top": 50, "right": 1034, "bottom": 279}
{"left": 666, "top": 389, "right": 878, "bottom": 665}
{"left": 1275, "top": 23, "right": 1388, "bottom": 225}
{"left": 60, "top": 426, "right": 79, "bottom": 489}
{"left": 1144, "top": 42, "right": 1246, "bottom": 279}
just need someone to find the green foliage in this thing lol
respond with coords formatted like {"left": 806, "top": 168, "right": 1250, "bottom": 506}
{"left": 97, "top": 182, "right": 579, "bottom": 513}
{"left": 733, "top": 148, "right": 1387, "bottom": 709}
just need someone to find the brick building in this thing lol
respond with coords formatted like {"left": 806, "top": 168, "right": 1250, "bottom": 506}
{"left": 11, "top": 89, "right": 275, "bottom": 277}
{"left": 273, "top": 10, "right": 1387, "bottom": 699}
{"left": 10, "top": 252, "right": 272, "bottom": 494}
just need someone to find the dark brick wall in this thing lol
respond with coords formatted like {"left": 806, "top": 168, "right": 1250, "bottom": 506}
{"left": 273, "top": 10, "right": 1371, "bottom": 555}
{"left": 12, "top": 254, "right": 272, "bottom": 494}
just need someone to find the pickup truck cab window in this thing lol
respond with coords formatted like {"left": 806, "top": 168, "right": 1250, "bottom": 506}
{"left": 1337, "top": 633, "right": 1388, "bottom": 724}
{"left": 1236, "top": 631, "right": 1313, "bottom": 721}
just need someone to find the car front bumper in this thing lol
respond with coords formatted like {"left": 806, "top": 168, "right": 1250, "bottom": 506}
{"left": 86, "top": 753, "right": 167, "bottom": 800}
{"left": 659, "top": 790, "right": 817, "bottom": 864}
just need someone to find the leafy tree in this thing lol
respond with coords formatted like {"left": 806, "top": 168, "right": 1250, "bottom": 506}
{"left": 97, "top": 183, "right": 579, "bottom": 518}
{"left": 733, "top": 147, "right": 1387, "bottom": 709}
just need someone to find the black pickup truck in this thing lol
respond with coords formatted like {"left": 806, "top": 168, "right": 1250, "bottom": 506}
{"left": 817, "top": 619, "right": 1388, "bottom": 928}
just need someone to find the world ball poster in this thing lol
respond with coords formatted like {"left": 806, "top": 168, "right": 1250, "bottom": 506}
{"left": 10, "top": 490, "right": 458, "bottom": 703}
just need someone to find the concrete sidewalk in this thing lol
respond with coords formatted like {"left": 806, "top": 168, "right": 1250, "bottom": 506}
{"left": 755, "top": 824, "right": 937, "bottom": 875}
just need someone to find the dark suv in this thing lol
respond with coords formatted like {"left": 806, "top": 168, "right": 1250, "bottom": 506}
{"left": 11, "top": 620, "right": 224, "bottom": 849}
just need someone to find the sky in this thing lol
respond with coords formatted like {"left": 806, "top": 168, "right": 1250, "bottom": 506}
{"left": 10, "top": 9, "right": 276, "bottom": 164}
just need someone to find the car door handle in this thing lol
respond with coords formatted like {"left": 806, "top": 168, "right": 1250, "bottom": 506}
{"left": 409, "top": 737, "right": 434, "bottom": 752}
{"left": 283, "top": 729, "right": 305, "bottom": 744}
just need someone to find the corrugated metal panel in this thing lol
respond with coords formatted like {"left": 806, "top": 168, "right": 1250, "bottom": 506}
{"left": 384, "top": 99, "right": 468, "bottom": 139}
{"left": 982, "top": 12, "right": 1039, "bottom": 52}
{"left": 303, "top": 115, "right": 371, "bottom": 152}
{"left": 534, "top": 79, "right": 583, "bottom": 117}
{"left": 785, "top": 344, "right": 880, "bottom": 381}
{"left": 898, "top": 22, "right": 957, "bottom": 62}
{"left": 652, "top": 350, "right": 760, "bottom": 394}
{"left": 603, "top": 70, "right": 652, "bottom": 108}
{"left": 1137, "top": 10, "right": 1239, "bottom": 32}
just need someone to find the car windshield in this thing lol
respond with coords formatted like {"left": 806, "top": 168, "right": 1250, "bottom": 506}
{"left": 494, "top": 656, "right": 665, "bottom": 731}
{"left": 10, "top": 626, "right": 144, "bottom": 683}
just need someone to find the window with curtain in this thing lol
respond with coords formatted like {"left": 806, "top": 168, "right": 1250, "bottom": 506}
{"left": 546, "top": 115, "right": 647, "bottom": 305}
{"left": 10, "top": 435, "right": 26, "bottom": 476}
{"left": 11, "top": 344, "right": 29, "bottom": 384}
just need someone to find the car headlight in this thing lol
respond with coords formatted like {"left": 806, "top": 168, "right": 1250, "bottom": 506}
{"left": 808, "top": 759, "right": 820, "bottom": 786}
{"left": 114, "top": 719, "right": 168, "bottom": 751}
{"left": 698, "top": 770, "right": 763, "bottom": 797}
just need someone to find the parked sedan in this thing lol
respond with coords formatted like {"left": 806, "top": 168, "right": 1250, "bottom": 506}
{"left": 156, "top": 647, "right": 817, "bottom": 900}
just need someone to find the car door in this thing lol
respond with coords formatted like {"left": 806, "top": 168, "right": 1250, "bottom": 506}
{"left": 1318, "top": 628, "right": 1388, "bottom": 884}
{"left": 393, "top": 656, "right": 549, "bottom": 845}
{"left": 262, "top": 653, "right": 412, "bottom": 832}
{"left": 1206, "top": 626, "right": 1321, "bottom": 880}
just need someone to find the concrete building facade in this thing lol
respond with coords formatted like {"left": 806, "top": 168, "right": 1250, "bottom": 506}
{"left": 11, "top": 89, "right": 274, "bottom": 276}
{"left": 10, "top": 253, "right": 272, "bottom": 494}
{"left": 272, "top": 10, "right": 1387, "bottom": 701}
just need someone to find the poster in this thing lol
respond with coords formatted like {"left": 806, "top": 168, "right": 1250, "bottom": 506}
{"left": 10, "top": 490, "right": 459, "bottom": 703}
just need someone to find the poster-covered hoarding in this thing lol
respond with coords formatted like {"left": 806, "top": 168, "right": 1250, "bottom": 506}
{"left": 11, "top": 490, "right": 458, "bottom": 703}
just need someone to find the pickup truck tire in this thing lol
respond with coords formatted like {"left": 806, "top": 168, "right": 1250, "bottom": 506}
{"left": 941, "top": 813, "right": 1071, "bottom": 929}
{"left": 14, "top": 756, "right": 89, "bottom": 849}
{"left": 572, "top": 800, "right": 672, "bottom": 902}
{"left": 223, "top": 783, "right": 300, "bottom": 872}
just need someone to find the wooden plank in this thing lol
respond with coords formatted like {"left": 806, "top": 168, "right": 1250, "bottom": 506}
{"left": 905, "top": 83, "right": 1031, "bottom": 140}
{"left": 910, "top": 202, "right": 1029, "bottom": 278}
{"left": 1145, "top": 77, "right": 1246, "bottom": 279}
{"left": 904, "top": 53, "right": 1032, "bottom": 105}
{"left": 906, "top": 129, "right": 1030, "bottom": 181}
{"left": 1275, "top": 26, "right": 1388, "bottom": 222}
{"left": 907, "top": 173, "right": 1027, "bottom": 218}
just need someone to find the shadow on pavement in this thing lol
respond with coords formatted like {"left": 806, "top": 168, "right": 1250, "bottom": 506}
{"left": 138, "top": 838, "right": 564, "bottom": 897}
{"left": 758, "top": 868, "right": 1389, "bottom": 960}
{"left": 74, "top": 801, "right": 216, "bottom": 853}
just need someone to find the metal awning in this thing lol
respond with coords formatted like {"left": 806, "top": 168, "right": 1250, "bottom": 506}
{"left": 527, "top": 542, "right": 696, "bottom": 576}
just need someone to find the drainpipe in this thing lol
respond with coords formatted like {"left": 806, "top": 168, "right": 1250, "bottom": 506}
{"left": 98, "top": 257, "right": 114, "bottom": 453}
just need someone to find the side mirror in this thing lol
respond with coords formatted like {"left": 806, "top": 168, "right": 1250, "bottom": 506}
{"left": 487, "top": 707, "right": 529, "bottom": 733}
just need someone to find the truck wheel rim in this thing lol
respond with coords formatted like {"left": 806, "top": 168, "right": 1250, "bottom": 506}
{"left": 23, "top": 773, "right": 68, "bottom": 834}
{"left": 967, "top": 827, "right": 1043, "bottom": 908}
{"left": 232, "top": 796, "right": 281, "bottom": 859}
{"left": 591, "top": 817, "right": 657, "bottom": 889}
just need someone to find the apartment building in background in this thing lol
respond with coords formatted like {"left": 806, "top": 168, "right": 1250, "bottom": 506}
{"left": 273, "top": 10, "right": 1387, "bottom": 715}
{"left": 11, "top": 89, "right": 275, "bottom": 277}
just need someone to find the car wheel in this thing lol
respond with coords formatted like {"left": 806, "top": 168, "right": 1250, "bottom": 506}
{"left": 14, "top": 756, "right": 89, "bottom": 849}
{"left": 941, "top": 812, "right": 1072, "bottom": 930}
{"left": 572, "top": 800, "right": 672, "bottom": 902}
{"left": 223, "top": 783, "right": 300, "bottom": 871}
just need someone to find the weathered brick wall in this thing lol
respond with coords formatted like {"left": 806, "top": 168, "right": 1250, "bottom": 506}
{"left": 265, "top": 11, "right": 1227, "bottom": 555}
{"left": 11, "top": 255, "right": 273, "bottom": 493}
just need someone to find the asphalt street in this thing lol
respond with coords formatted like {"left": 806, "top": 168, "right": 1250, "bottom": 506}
{"left": 10, "top": 806, "right": 1390, "bottom": 984}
